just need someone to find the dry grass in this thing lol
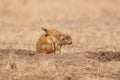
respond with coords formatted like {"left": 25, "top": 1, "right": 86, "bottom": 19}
{"left": 0, "top": 0, "right": 120, "bottom": 80}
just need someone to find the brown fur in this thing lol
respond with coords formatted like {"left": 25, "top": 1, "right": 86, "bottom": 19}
{"left": 36, "top": 34, "right": 55, "bottom": 53}
{"left": 36, "top": 28, "right": 72, "bottom": 54}
{"left": 60, "top": 33, "right": 72, "bottom": 45}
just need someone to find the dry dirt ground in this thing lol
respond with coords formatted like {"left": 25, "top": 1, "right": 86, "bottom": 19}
{"left": 0, "top": 49, "right": 120, "bottom": 80}
{"left": 0, "top": 0, "right": 120, "bottom": 80}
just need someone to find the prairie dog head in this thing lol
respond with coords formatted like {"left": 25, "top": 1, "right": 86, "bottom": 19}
{"left": 60, "top": 33, "right": 72, "bottom": 45}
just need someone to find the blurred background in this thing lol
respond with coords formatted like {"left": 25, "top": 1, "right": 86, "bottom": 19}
{"left": 0, "top": 0, "right": 120, "bottom": 52}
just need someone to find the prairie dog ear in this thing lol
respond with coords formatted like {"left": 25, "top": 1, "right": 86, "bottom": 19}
{"left": 41, "top": 27, "right": 49, "bottom": 36}
{"left": 41, "top": 27, "right": 47, "bottom": 32}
